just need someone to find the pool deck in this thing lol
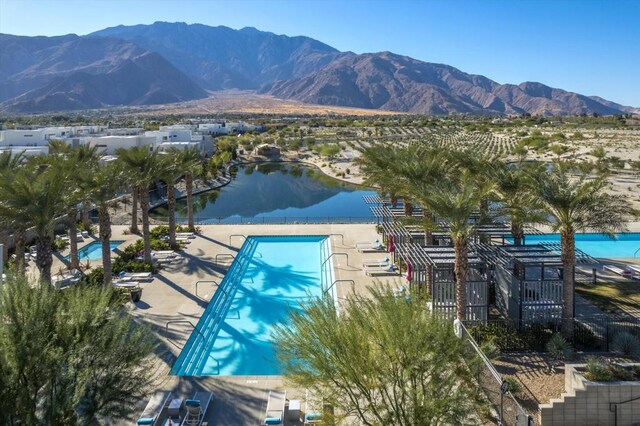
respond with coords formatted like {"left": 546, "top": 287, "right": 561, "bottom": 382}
{"left": 61, "top": 223, "right": 398, "bottom": 425}
{"left": 38, "top": 222, "right": 640, "bottom": 424}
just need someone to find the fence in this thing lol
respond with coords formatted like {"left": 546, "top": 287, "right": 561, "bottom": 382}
{"left": 457, "top": 321, "right": 533, "bottom": 426}
{"left": 464, "top": 315, "right": 640, "bottom": 352}
{"left": 151, "top": 216, "right": 377, "bottom": 225}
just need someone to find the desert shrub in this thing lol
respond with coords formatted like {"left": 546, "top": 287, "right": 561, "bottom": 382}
{"left": 583, "top": 357, "right": 615, "bottom": 381}
{"left": 611, "top": 332, "right": 640, "bottom": 358}
{"left": 546, "top": 333, "right": 574, "bottom": 360}
{"left": 82, "top": 267, "right": 104, "bottom": 287}
{"left": 52, "top": 239, "right": 68, "bottom": 251}
{"left": 467, "top": 322, "right": 555, "bottom": 351}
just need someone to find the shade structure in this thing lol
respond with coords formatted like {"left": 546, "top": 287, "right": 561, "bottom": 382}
{"left": 388, "top": 235, "right": 395, "bottom": 253}
{"left": 406, "top": 261, "right": 412, "bottom": 281}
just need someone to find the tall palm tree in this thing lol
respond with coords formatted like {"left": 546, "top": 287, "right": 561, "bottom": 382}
{"left": 50, "top": 144, "right": 100, "bottom": 269}
{"left": 533, "top": 163, "right": 633, "bottom": 336}
{"left": 156, "top": 151, "right": 183, "bottom": 248}
{"left": 422, "top": 172, "right": 494, "bottom": 321}
{"left": 177, "top": 147, "right": 203, "bottom": 232}
{"left": 0, "top": 151, "right": 25, "bottom": 265}
{"left": 88, "top": 162, "right": 126, "bottom": 287}
{"left": 116, "top": 147, "right": 158, "bottom": 264}
{"left": 0, "top": 164, "right": 69, "bottom": 282}
{"left": 495, "top": 162, "right": 547, "bottom": 246}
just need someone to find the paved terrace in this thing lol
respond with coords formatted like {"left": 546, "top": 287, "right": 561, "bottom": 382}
{"left": 47, "top": 224, "right": 401, "bottom": 425}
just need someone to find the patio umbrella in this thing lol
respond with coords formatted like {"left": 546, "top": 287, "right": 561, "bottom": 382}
{"left": 406, "top": 261, "right": 412, "bottom": 281}
{"left": 388, "top": 235, "right": 395, "bottom": 253}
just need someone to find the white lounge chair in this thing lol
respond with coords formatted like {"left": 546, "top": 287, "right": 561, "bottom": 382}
{"left": 626, "top": 264, "right": 640, "bottom": 275}
{"left": 603, "top": 265, "right": 627, "bottom": 276}
{"left": 181, "top": 391, "right": 213, "bottom": 426}
{"left": 152, "top": 250, "right": 178, "bottom": 257}
{"left": 112, "top": 280, "right": 140, "bottom": 289}
{"left": 137, "top": 391, "right": 172, "bottom": 426}
{"left": 176, "top": 232, "right": 196, "bottom": 238}
{"left": 119, "top": 271, "right": 153, "bottom": 281}
{"left": 263, "top": 390, "right": 286, "bottom": 425}
{"left": 362, "top": 257, "right": 390, "bottom": 267}
{"left": 356, "top": 240, "right": 385, "bottom": 253}
{"left": 364, "top": 263, "right": 396, "bottom": 276}
{"left": 304, "top": 390, "right": 323, "bottom": 425}
{"left": 51, "top": 269, "right": 82, "bottom": 289}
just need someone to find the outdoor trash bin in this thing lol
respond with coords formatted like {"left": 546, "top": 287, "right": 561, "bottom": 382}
{"left": 130, "top": 289, "right": 142, "bottom": 302}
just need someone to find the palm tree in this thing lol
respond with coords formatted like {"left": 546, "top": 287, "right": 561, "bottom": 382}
{"left": 495, "top": 162, "right": 547, "bottom": 246}
{"left": 0, "top": 151, "right": 24, "bottom": 265}
{"left": 533, "top": 163, "right": 633, "bottom": 336}
{"left": 176, "top": 147, "right": 203, "bottom": 232}
{"left": 422, "top": 173, "right": 494, "bottom": 321}
{"left": 51, "top": 144, "right": 100, "bottom": 269}
{"left": 0, "top": 164, "right": 69, "bottom": 282}
{"left": 116, "top": 147, "right": 158, "bottom": 264}
{"left": 89, "top": 162, "right": 126, "bottom": 286}
{"left": 156, "top": 151, "right": 183, "bottom": 248}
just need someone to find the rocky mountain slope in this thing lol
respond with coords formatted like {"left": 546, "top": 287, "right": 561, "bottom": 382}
{"left": 0, "top": 33, "right": 207, "bottom": 113}
{"left": 0, "top": 22, "right": 635, "bottom": 115}
{"left": 262, "top": 52, "right": 628, "bottom": 115}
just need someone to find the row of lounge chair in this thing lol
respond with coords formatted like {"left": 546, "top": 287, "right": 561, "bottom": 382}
{"left": 137, "top": 391, "right": 212, "bottom": 426}
{"left": 262, "top": 389, "right": 326, "bottom": 425}
{"left": 603, "top": 263, "right": 640, "bottom": 280}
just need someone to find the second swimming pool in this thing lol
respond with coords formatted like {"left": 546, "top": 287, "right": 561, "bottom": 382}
{"left": 172, "top": 235, "right": 334, "bottom": 376}
{"left": 517, "top": 233, "right": 640, "bottom": 258}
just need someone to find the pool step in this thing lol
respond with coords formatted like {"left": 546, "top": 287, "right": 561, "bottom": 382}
{"left": 173, "top": 238, "right": 260, "bottom": 376}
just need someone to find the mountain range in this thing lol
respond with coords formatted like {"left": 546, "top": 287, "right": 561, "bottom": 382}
{"left": 1, "top": 22, "right": 637, "bottom": 115}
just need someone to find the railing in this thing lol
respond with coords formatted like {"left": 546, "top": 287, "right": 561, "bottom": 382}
{"left": 324, "top": 279, "right": 355, "bottom": 296}
{"left": 322, "top": 252, "right": 349, "bottom": 269}
{"left": 229, "top": 234, "right": 246, "bottom": 246}
{"left": 329, "top": 233, "right": 346, "bottom": 246}
{"left": 195, "top": 280, "right": 219, "bottom": 299}
{"left": 634, "top": 246, "right": 640, "bottom": 257}
{"left": 165, "top": 320, "right": 204, "bottom": 348}
{"left": 214, "top": 253, "right": 235, "bottom": 265}
{"left": 456, "top": 320, "right": 532, "bottom": 425}
{"left": 152, "top": 216, "right": 376, "bottom": 225}
{"left": 610, "top": 395, "right": 640, "bottom": 425}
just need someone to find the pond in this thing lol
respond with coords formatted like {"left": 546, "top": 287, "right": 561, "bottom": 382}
{"left": 150, "top": 162, "right": 376, "bottom": 224}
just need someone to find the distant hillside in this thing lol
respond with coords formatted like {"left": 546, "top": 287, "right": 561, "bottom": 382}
{"left": 0, "top": 33, "right": 207, "bottom": 113}
{"left": 0, "top": 22, "right": 636, "bottom": 115}
{"left": 262, "top": 52, "right": 628, "bottom": 116}
{"left": 91, "top": 22, "right": 346, "bottom": 90}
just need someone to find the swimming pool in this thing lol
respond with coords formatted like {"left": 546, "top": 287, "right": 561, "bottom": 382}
{"left": 517, "top": 233, "right": 640, "bottom": 258}
{"left": 66, "top": 240, "right": 124, "bottom": 260}
{"left": 172, "top": 235, "right": 334, "bottom": 376}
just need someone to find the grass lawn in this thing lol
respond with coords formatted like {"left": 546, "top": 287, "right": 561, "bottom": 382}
{"left": 576, "top": 280, "right": 640, "bottom": 313}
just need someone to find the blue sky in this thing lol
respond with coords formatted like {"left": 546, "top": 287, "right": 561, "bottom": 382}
{"left": 1, "top": 0, "right": 638, "bottom": 106}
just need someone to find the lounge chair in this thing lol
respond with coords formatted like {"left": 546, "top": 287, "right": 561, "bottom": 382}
{"left": 119, "top": 271, "right": 153, "bottom": 281}
{"left": 51, "top": 269, "right": 82, "bottom": 289}
{"left": 176, "top": 232, "right": 196, "bottom": 238}
{"left": 304, "top": 390, "right": 323, "bottom": 425}
{"left": 364, "top": 263, "right": 397, "bottom": 276}
{"left": 112, "top": 280, "right": 140, "bottom": 289}
{"left": 137, "top": 391, "right": 172, "bottom": 426}
{"left": 355, "top": 240, "right": 385, "bottom": 253}
{"left": 152, "top": 250, "right": 178, "bottom": 257}
{"left": 263, "top": 390, "right": 286, "bottom": 425}
{"left": 626, "top": 264, "right": 640, "bottom": 275}
{"left": 362, "top": 257, "right": 390, "bottom": 267}
{"left": 181, "top": 391, "right": 213, "bottom": 426}
{"left": 603, "top": 265, "right": 627, "bottom": 276}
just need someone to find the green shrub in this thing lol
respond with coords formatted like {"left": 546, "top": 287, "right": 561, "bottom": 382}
{"left": 546, "top": 333, "right": 574, "bottom": 360}
{"left": 82, "top": 267, "right": 104, "bottom": 286}
{"left": 611, "top": 332, "right": 640, "bottom": 358}
{"left": 583, "top": 357, "right": 615, "bottom": 381}
{"left": 52, "top": 239, "right": 68, "bottom": 251}
{"left": 479, "top": 339, "right": 500, "bottom": 360}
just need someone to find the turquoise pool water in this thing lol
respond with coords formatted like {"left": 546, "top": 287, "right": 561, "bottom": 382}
{"left": 172, "top": 235, "right": 333, "bottom": 376}
{"left": 66, "top": 240, "right": 124, "bottom": 260}
{"left": 516, "top": 233, "right": 640, "bottom": 258}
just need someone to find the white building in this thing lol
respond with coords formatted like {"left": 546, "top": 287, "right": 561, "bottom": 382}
{"left": 145, "top": 129, "right": 193, "bottom": 144}
{"left": 85, "top": 135, "right": 156, "bottom": 155}
{"left": 0, "top": 129, "right": 51, "bottom": 146}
